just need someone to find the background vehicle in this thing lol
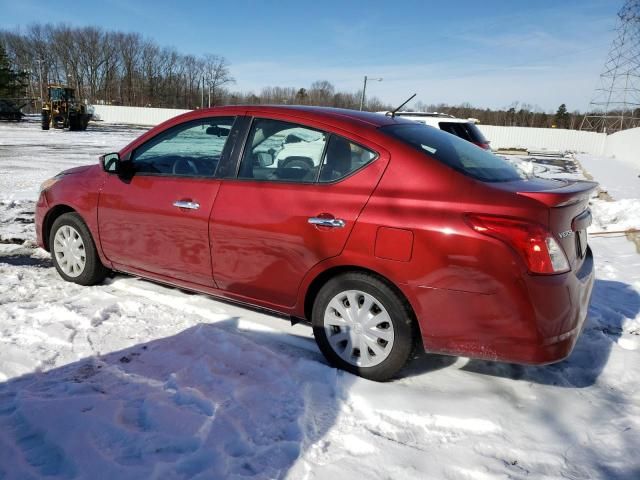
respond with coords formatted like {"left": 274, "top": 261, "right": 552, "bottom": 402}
{"left": 0, "top": 98, "right": 29, "bottom": 121}
{"left": 36, "top": 106, "right": 595, "bottom": 381}
{"left": 251, "top": 126, "right": 326, "bottom": 170}
{"left": 379, "top": 111, "right": 491, "bottom": 150}
{"left": 41, "top": 85, "right": 92, "bottom": 131}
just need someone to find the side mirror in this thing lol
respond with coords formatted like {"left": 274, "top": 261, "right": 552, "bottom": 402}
{"left": 100, "top": 152, "right": 121, "bottom": 173}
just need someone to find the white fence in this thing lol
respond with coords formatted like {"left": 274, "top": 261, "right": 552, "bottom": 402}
{"left": 91, "top": 105, "right": 638, "bottom": 164}
{"left": 477, "top": 125, "right": 606, "bottom": 154}
{"left": 92, "top": 105, "right": 191, "bottom": 126}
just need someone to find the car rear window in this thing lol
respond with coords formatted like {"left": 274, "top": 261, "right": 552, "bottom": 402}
{"left": 381, "top": 123, "right": 522, "bottom": 182}
{"left": 438, "top": 121, "right": 488, "bottom": 144}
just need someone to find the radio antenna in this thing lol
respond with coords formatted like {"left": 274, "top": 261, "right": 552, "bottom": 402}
{"left": 388, "top": 93, "right": 417, "bottom": 117}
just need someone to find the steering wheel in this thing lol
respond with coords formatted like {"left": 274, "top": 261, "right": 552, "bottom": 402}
{"left": 172, "top": 157, "right": 199, "bottom": 176}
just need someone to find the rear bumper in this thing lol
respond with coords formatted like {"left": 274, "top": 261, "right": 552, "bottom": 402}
{"left": 410, "top": 247, "right": 595, "bottom": 365}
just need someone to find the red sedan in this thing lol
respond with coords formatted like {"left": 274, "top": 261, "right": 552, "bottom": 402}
{"left": 35, "top": 106, "right": 596, "bottom": 381}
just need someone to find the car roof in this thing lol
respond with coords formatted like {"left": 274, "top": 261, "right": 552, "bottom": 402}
{"left": 123, "top": 105, "right": 419, "bottom": 156}
{"left": 195, "top": 105, "right": 416, "bottom": 129}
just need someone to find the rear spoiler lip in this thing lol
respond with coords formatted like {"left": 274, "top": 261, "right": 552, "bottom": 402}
{"left": 516, "top": 180, "right": 599, "bottom": 208}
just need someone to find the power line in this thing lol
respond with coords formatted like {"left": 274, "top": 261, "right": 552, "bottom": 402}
{"left": 581, "top": 0, "right": 640, "bottom": 132}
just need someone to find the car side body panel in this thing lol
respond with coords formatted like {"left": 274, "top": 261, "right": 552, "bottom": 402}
{"left": 209, "top": 111, "right": 392, "bottom": 309}
{"left": 98, "top": 175, "right": 221, "bottom": 287}
{"left": 35, "top": 105, "right": 595, "bottom": 369}
{"left": 38, "top": 165, "right": 113, "bottom": 268}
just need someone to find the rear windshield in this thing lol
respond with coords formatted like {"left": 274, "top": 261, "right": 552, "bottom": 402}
{"left": 381, "top": 124, "right": 522, "bottom": 182}
{"left": 438, "top": 121, "right": 487, "bottom": 144}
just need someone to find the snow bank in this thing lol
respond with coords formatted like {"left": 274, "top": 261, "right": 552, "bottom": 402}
{"left": 577, "top": 153, "right": 640, "bottom": 201}
{"left": 590, "top": 198, "right": 640, "bottom": 232}
{"left": 604, "top": 126, "right": 640, "bottom": 170}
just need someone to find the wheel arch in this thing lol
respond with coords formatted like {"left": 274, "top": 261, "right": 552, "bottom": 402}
{"left": 42, "top": 204, "right": 78, "bottom": 251}
{"left": 302, "top": 265, "right": 420, "bottom": 334}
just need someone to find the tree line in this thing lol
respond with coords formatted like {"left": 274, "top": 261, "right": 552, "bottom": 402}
{"left": 0, "top": 23, "right": 603, "bottom": 129}
{"left": 0, "top": 23, "right": 389, "bottom": 112}
{"left": 0, "top": 24, "right": 235, "bottom": 109}
{"left": 413, "top": 101, "right": 585, "bottom": 129}
{"left": 0, "top": 43, "right": 27, "bottom": 98}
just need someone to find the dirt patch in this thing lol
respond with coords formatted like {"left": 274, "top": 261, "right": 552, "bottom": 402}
{"left": 0, "top": 236, "right": 26, "bottom": 245}
{"left": 626, "top": 231, "right": 640, "bottom": 254}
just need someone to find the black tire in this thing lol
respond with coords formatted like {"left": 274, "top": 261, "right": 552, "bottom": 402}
{"left": 41, "top": 112, "right": 50, "bottom": 130}
{"left": 312, "top": 272, "right": 417, "bottom": 381}
{"left": 49, "top": 212, "right": 108, "bottom": 286}
{"left": 69, "top": 116, "right": 79, "bottom": 131}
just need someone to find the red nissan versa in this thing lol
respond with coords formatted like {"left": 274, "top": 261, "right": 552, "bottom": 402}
{"left": 35, "top": 106, "right": 597, "bottom": 381}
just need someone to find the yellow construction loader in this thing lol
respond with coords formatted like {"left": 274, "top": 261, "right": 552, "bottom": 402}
{"left": 41, "top": 85, "right": 92, "bottom": 131}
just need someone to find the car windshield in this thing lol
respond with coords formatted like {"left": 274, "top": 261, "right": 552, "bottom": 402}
{"left": 381, "top": 123, "right": 522, "bottom": 182}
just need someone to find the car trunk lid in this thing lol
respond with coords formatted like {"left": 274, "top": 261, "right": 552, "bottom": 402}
{"left": 493, "top": 178, "right": 598, "bottom": 270}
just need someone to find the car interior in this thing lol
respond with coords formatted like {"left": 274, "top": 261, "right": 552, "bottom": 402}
{"left": 240, "top": 123, "right": 356, "bottom": 183}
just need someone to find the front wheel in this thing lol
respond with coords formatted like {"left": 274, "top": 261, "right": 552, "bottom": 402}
{"left": 312, "top": 272, "right": 417, "bottom": 381}
{"left": 49, "top": 212, "right": 108, "bottom": 285}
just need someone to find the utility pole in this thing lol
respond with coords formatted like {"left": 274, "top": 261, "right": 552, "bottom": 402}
{"left": 36, "top": 58, "right": 44, "bottom": 108}
{"left": 359, "top": 76, "right": 367, "bottom": 111}
{"left": 201, "top": 75, "right": 204, "bottom": 109}
{"left": 359, "top": 75, "right": 383, "bottom": 111}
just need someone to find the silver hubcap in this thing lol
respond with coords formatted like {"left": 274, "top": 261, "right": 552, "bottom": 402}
{"left": 324, "top": 290, "right": 395, "bottom": 368}
{"left": 53, "top": 225, "right": 86, "bottom": 277}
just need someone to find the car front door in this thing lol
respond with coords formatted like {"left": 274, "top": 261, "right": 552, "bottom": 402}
{"left": 210, "top": 116, "right": 388, "bottom": 308}
{"left": 98, "top": 116, "right": 237, "bottom": 287}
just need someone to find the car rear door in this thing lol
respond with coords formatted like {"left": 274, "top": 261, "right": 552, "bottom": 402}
{"left": 210, "top": 115, "right": 389, "bottom": 308}
{"left": 98, "top": 115, "right": 238, "bottom": 287}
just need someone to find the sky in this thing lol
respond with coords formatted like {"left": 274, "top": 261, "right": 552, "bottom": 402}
{"left": 0, "top": 0, "right": 621, "bottom": 112}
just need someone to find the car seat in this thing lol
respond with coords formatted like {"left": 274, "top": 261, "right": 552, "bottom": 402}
{"left": 320, "top": 136, "right": 352, "bottom": 181}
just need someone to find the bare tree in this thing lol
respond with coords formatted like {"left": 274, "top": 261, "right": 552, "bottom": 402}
{"left": 309, "top": 80, "right": 335, "bottom": 105}
{"left": 203, "top": 54, "right": 233, "bottom": 107}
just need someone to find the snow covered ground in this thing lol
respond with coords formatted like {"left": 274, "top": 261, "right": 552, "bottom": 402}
{"left": 0, "top": 121, "right": 639, "bottom": 479}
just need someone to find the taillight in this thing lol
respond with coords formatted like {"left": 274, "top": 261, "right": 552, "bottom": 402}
{"left": 466, "top": 214, "right": 570, "bottom": 274}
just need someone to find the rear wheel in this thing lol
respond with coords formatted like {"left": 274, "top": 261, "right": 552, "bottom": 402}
{"left": 312, "top": 272, "right": 417, "bottom": 381}
{"left": 69, "top": 116, "right": 79, "bottom": 131}
{"left": 49, "top": 212, "right": 108, "bottom": 285}
{"left": 41, "top": 111, "right": 50, "bottom": 130}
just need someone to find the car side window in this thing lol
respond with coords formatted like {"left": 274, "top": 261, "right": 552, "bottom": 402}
{"left": 131, "top": 116, "right": 235, "bottom": 177}
{"left": 318, "top": 135, "right": 377, "bottom": 182}
{"left": 238, "top": 118, "right": 328, "bottom": 182}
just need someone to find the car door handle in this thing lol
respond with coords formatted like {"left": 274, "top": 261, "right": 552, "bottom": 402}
{"left": 308, "top": 217, "right": 346, "bottom": 228}
{"left": 173, "top": 200, "right": 200, "bottom": 210}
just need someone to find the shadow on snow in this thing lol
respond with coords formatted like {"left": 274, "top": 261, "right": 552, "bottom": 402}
{"left": 0, "top": 319, "right": 351, "bottom": 479}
